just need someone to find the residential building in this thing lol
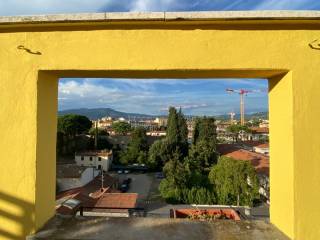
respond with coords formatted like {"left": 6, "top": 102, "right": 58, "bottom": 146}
{"left": 154, "top": 117, "right": 168, "bottom": 127}
{"left": 56, "top": 164, "right": 100, "bottom": 192}
{"left": 56, "top": 174, "right": 138, "bottom": 218}
{"left": 75, "top": 150, "right": 113, "bottom": 171}
{"left": 129, "top": 119, "right": 158, "bottom": 131}
{"left": 146, "top": 131, "right": 166, "bottom": 137}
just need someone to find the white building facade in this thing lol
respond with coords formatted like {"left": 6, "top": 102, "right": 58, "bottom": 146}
{"left": 75, "top": 150, "right": 113, "bottom": 171}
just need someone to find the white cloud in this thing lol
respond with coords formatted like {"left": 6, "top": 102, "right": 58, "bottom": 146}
{"left": 0, "top": 0, "right": 107, "bottom": 16}
{"left": 1, "top": 0, "right": 319, "bottom": 16}
{"left": 252, "top": 0, "right": 320, "bottom": 10}
{"left": 58, "top": 80, "right": 126, "bottom": 106}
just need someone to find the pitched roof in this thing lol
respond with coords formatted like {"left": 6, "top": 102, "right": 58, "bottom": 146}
{"left": 217, "top": 144, "right": 269, "bottom": 176}
{"left": 93, "top": 193, "right": 138, "bottom": 209}
{"left": 250, "top": 127, "right": 269, "bottom": 134}
{"left": 75, "top": 150, "right": 112, "bottom": 157}
{"left": 242, "top": 141, "right": 269, "bottom": 148}
{"left": 56, "top": 164, "right": 86, "bottom": 178}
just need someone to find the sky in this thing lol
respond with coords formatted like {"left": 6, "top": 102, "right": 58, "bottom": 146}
{"left": 59, "top": 78, "right": 268, "bottom": 115}
{"left": 2, "top": 0, "right": 318, "bottom": 115}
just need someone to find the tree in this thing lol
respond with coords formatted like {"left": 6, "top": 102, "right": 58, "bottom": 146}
{"left": 112, "top": 121, "right": 131, "bottom": 135}
{"left": 159, "top": 150, "right": 189, "bottom": 203}
{"left": 187, "top": 117, "right": 218, "bottom": 175}
{"left": 226, "top": 124, "right": 251, "bottom": 142}
{"left": 57, "top": 114, "right": 92, "bottom": 156}
{"left": 187, "top": 139, "right": 217, "bottom": 173}
{"left": 209, "top": 156, "right": 259, "bottom": 206}
{"left": 147, "top": 140, "right": 172, "bottom": 170}
{"left": 165, "top": 106, "right": 188, "bottom": 157}
{"left": 166, "top": 107, "right": 179, "bottom": 144}
{"left": 89, "top": 127, "right": 109, "bottom": 136}
{"left": 193, "top": 117, "right": 217, "bottom": 144}
{"left": 58, "top": 114, "right": 92, "bottom": 137}
{"left": 120, "top": 127, "right": 148, "bottom": 165}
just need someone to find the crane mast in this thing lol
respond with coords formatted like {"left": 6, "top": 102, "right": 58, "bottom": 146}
{"left": 226, "top": 88, "right": 252, "bottom": 126}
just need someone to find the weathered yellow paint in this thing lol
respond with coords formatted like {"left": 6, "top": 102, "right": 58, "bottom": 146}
{"left": 0, "top": 17, "right": 320, "bottom": 239}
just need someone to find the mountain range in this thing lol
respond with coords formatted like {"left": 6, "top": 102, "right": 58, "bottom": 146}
{"left": 58, "top": 108, "right": 268, "bottom": 120}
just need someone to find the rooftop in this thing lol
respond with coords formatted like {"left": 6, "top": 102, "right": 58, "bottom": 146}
{"left": 217, "top": 144, "right": 269, "bottom": 176}
{"left": 56, "top": 164, "right": 86, "bottom": 178}
{"left": 75, "top": 150, "right": 113, "bottom": 157}
{"left": 1, "top": 11, "right": 320, "bottom": 26}
{"left": 28, "top": 216, "right": 289, "bottom": 240}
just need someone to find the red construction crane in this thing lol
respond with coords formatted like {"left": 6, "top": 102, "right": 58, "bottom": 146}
{"left": 226, "top": 88, "right": 255, "bottom": 125}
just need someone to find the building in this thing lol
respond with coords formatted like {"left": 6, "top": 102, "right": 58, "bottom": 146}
{"left": 75, "top": 150, "right": 113, "bottom": 171}
{"left": 129, "top": 119, "right": 158, "bottom": 131}
{"left": 56, "top": 174, "right": 138, "bottom": 218}
{"left": 249, "top": 127, "right": 269, "bottom": 141}
{"left": 146, "top": 131, "right": 166, "bottom": 137}
{"left": 154, "top": 117, "right": 168, "bottom": 127}
{"left": 81, "top": 193, "right": 138, "bottom": 217}
{"left": 259, "top": 120, "right": 269, "bottom": 128}
{"left": 56, "top": 164, "right": 100, "bottom": 192}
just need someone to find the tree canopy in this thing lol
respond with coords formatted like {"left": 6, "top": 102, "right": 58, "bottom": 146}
{"left": 58, "top": 114, "right": 92, "bottom": 136}
{"left": 111, "top": 121, "right": 131, "bottom": 135}
{"left": 120, "top": 127, "right": 148, "bottom": 165}
{"left": 208, "top": 156, "right": 259, "bottom": 206}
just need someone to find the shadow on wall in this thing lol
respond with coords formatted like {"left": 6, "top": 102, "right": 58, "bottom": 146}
{"left": 0, "top": 191, "right": 35, "bottom": 240}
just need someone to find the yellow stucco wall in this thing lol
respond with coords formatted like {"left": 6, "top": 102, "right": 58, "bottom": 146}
{"left": 0, "top": 19, "right": 320, "bottom": 239}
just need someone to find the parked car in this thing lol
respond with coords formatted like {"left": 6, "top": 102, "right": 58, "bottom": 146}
{"left": 123, "top": 178, "right": 132, "bottom": 185}
{"left": 155, "top": 172, "right": 165, "bottom": 179}
{"left": 120, "top": 183, "right": 129, "bottom": 192}
{"left": 117, "top": 170, "right": 124, "bottom": 174}
{"left": 124, "top": 170, "right": 130, "bottom": 174}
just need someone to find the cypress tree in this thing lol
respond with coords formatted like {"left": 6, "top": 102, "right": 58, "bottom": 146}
{"left": 166, "top": 107, "right": 179, "bottom": 145}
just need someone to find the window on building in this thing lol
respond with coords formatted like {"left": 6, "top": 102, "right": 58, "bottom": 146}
{"left": 90, "top": 156, "right": 92, "bottom": 161}
{"left": 81, "top": 156, "right": 84, "bottom": 160}
{"left": 98, "top": 157, "right": 101, "bottom": 161}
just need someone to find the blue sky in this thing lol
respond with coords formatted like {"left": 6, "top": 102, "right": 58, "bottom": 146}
{"left": 2, "top": 0, "right": 318, "bottom": 115}
{"left": 0, "top": 0, "right": 319, "bottom": 15}
{"left": 58, "top": 78, "right": 268, "bottom": 115}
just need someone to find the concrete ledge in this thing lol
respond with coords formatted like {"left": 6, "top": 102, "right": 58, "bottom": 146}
{"left": 29, "top": 216, "right": 290, "bottom": 240}
{"left": 1, "top": 11, "right": 320, "bottom": 25}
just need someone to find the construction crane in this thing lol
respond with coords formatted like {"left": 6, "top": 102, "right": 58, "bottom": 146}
{"left": 226, "top": 88, "right": 253, "bottom": 126}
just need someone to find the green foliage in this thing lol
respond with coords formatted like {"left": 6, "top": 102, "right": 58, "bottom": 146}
{"left": 179, "top": 187, "right": 216, "bottom": 204}
{"left": 57, "top": 114, "right": 92, "bottom": 156}
{"left": 226, "top": 124, "right": 252, "bottom": 142}
{"left": 246, "top": 118, "right": 261, "bottom": 127}
{"left": 147, "top": 140, "right": 172, "bottom": 170}
{"left": 166, "top": 107, "right": 180, "bottom": 144}
{"left": 166, "top": 107, "right": 188, "bottom": 155}
{"left": 119, "top": 127, "right": 148, "bottom": 165}
{"left": 112, "top": 121, "right": 131, "bottom": 135}
{"left": 209, "top": 156, "right": 260, "bottom": 206}
{"left": 58, "top": 114, "right": 92, "bottom": 136}
{"left": 89, "top": 127, "right": 109, "bottom": 136}
{"left": 193, "top": 117, "right": 217, "bottom": 144}
{"left": 186, "top": 139, "right": 218, "bottom": 174}
{"left": 162, "top": 150, "right": 188, "bottom": 188}
{"left": 185, "top": 117, "right": 218, "bottom": 177}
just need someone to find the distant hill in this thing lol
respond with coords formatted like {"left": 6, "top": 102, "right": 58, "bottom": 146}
{"left": 58, "top": 108, "right": 153, "bottom": 120}
{"left": 58, "top": 107, "right": 268, "bottom": 121}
